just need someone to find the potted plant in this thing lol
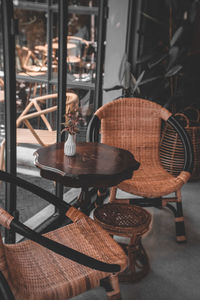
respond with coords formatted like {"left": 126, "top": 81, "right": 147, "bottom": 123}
{"left": 62, "top": 108, "right": 82, "bottom": 156}
{"left": 106, "top": 0, "right": 200, "bottom": 112}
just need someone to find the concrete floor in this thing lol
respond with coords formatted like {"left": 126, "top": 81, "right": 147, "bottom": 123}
{"left": 72, "top": 180, "right": 200, "bottom": 300}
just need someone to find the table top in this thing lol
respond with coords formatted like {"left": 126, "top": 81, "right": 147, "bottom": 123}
{"left": 34, "top": 142, "right": 140, "bottom": 188}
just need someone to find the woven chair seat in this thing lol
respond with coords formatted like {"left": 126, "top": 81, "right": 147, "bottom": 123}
{"left": 118, "top": 162, "right": 186, "bottom": 198}
{"left": 2, "top": 217, "right": 127, "bottom": 300}
{"left": 94, "top": 203, "right": 151, "bottom": 236}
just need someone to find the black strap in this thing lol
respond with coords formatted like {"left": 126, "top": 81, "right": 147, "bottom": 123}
{"left": 11, "top": 219, "right": 120, "bottom": 273}
{"left": 0, "top": 271, "right": 14, "bottom": 300}
{"left": 0, "top": 170, "right": 69, "bottom": 211}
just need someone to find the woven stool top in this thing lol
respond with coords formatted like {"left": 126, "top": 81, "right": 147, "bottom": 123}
{"left": 94, "top": 203, "right": 151, "bottom": 236}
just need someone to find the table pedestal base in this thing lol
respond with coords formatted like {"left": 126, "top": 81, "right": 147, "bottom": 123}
{"left": 93, "top": 203, "right": 152, "bottom": 283}
{"left": 77, "top": 187, "right": 91, "bottom": 215}
{"left": 118, "top": 238, "right": 150, "bottom": 283}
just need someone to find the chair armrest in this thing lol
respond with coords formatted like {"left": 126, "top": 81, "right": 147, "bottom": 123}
{"left": 0, "top": 170, "right": 69, "bottom": 211}
{"left": 167, "top": 116, "right": 193, "bottom": 174}
{"left": 86, "top": 115, "right": 100, "bottom": 142}
{"left": 18, "top": 105, "right": 57, "bottom": 123}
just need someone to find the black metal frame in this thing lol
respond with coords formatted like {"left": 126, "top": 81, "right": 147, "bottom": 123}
{"left": 1, "top": 0, "right": 108, "bottom": 241}
{"left": 1, "top": 0, "right": 17, "bottom": 243}
{"left": 13, "top": 2, "right": 98, "bottom": 15}
{"left": 55, "top": 0, "right": 68, "bottom": 201}
{"left": 94, "top": 0, "right": 107, "bottom": 111}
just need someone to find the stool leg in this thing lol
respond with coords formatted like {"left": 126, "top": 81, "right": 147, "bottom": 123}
{"left": 77, "top": 187, "right": 91, "bottom": 215}
{"left": 96, "top": 188, "right": 107, "bottom": 207}
{"left": 119, "top": 235, "right": 150, "bottom": 283}
{"left": 175, "top": 190, "right": 186, "bottom": 243}
{"left": 109, "top": 187, "right": 117, "bottom": 203}
{"left": 106, "top": 274, "right": 121, "bottom": 300}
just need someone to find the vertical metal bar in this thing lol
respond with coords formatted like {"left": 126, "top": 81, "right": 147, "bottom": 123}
{"left": 56, "top": 0, "right": 68, "bottom": 199}
{"left": 129, "top": 0, "right": 143, "bottom": 74}
{"left": 94, "top": 0, "right": 107, "bottom": 110}
{"left": 47, "top": 0, "right": 53, "bottom": 94}
{"left": 57, "top": 0, "right": 68, "bottom": 139}
{"left": 1, "top": 0, "right": 17, "bottom": 243}
{"left": 126, "top": 0, "right": 134, "bottom": 57}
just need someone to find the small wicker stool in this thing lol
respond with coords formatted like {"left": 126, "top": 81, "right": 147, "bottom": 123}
{"left": 94, "top": 203, "right": 152, "bottom": 282}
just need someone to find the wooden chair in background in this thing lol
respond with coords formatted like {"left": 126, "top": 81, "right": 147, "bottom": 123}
{"left": 0, "top": 92, "right": 79, "bottom": 170}
{"left": 16, "top": 45, "right": 48, "bottom": 99}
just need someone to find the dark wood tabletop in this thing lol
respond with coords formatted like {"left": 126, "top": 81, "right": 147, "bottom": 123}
{"left": 34, "top": 142, "right": 140, "bottom": 189}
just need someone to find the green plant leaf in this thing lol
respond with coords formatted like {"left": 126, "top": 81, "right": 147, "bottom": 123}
{"left": 167, "top": 46, "right": 179, "bottom": 70}
{"left": 139, "top": 75, "right": 163, "bottom": 86}
{"left": 137, "top": 53, "right": 156, "bottom": 65}
{"left": 140, "top": 11, "right": 165, "bottom": 26}
{"left": 104, "top": 85, "right": 122, "bottom": 92}
{"left": 165, "top": 65, "right": 183, "bottom": 77}
{"left": 170, "top": 26, "right": 183, "bottom": 47}
{"left": 118, "top": 53, "right": 128, "bottom": 84}
{"left": 148, "top": 53, "right": 168, "bottom": 69}
{"left": 131, "top": 70, "right": 145, "bottom": 94}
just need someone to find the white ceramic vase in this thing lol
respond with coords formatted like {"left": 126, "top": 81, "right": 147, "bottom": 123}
{"left": 64, "top": 134, "right": 76, "bottom": 156}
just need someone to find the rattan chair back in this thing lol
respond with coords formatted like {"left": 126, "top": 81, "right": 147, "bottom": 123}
{"left": 95, "top": 97, "right": 170, "bottom": 165}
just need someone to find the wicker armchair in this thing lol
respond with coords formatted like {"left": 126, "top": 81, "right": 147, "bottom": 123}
{"left": 87, "top": 97, "right": 193, "bottom": 242}
{"left": 0, "top": 170, "right": 127, "bottom": 300}
{"left": 0, "top": 92, "right": 79, "bottom": 170}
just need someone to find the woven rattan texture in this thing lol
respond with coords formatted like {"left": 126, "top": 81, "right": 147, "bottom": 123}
{"left": 160, "top": 116, "right": 200, "bottom": 181}
{"left": 0, "top": 216, "right": 127, "bottom": 300}
{"left": 95, "top": 98, "right": 190, "bottom": 198}
{"left": 94, "top": 204, "right": 150, "bottom": 228}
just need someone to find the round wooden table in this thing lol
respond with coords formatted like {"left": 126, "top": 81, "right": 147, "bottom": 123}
{"left": 34, "top": 142, "right": 140, "bottom": 212}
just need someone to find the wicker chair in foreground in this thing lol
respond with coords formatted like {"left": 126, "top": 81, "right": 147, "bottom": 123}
{"left": 0, "top": 171, "right": 127, "bottom": 300}
{"left": 0, "top": 92, "right": 78, "bottom": 170}
{"left": 87, "top": 97, "right": 193, "bottom": 242}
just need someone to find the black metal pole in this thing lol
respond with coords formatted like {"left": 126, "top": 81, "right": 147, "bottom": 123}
{"left": 127, "top": 0, "right": 143, "bottom": 74}
{"left": 94, "top": 0, "right": 107, "bottom": 111}
{"left": 47, "top": 0, "right": 53, "bottom": 94}
{"left": 56, "top": 0, "right": 68, "bottom": 199}
{"left": 57, "top": 0, "right": 68, "bottom": 141}
{"left": 1, "top": 0, "right": 17, "bottom": 243}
